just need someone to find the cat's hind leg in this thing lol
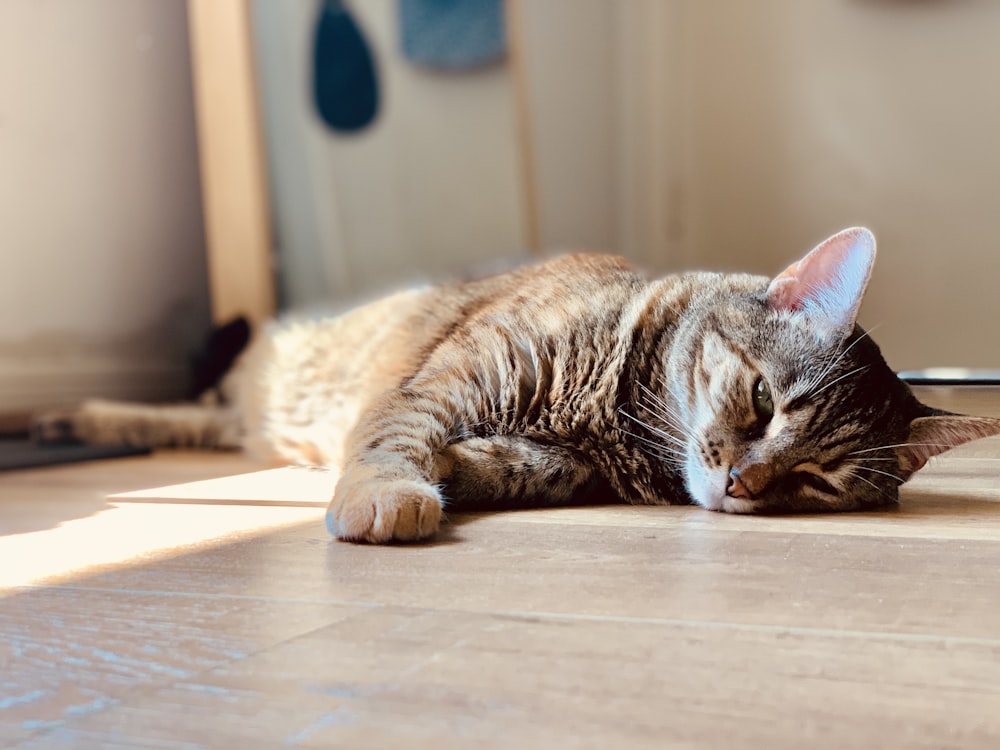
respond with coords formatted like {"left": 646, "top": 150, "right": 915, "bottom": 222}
{"left": 32, "top": 399, "right": 242, "bottom": 449}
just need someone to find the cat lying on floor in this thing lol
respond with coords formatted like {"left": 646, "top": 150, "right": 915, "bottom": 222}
{"left": 36, "top": 228, "right": 1000, "bottom": 543}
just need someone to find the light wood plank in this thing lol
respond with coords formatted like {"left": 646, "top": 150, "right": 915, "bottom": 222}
{"left": 0, "top": 451, "right": 321, "bottom": 589}
{"left": 105, "top": 453, "right": 1000, "bottom": 541}
{"left": 110, "top": 466, "right": 334, "bottom": 507}
{"left": 0, "top": 585, "right": 357, "bottom": 747}
{"left": 11, "top": 603, "right": 1000, "bottom": 749}
{"left": 912, "top": 384, "right": 1000, "bottom": 417}
{"left": 52, "top": 515, "right": 1000, "bottom": 641}
{"left": 4, "top": 385, "right": 1000, "bottom": 747}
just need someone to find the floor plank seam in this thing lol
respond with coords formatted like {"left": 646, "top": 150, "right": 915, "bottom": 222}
{"left": 20, "top": 583, "right": 1000, "bottom": 649}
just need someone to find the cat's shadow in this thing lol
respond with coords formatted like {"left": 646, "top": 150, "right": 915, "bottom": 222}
{"left": 886, "top": 490, "right": 1000, "bottom": 519}
{"left": 329, "top": 492, "right": 1000, "bottom": 548}
{"left": 441, "top": 492, "right": 1000, "bottom": 530}
{"left": 760, "top": 490, "right": 1000, "bottom": 522}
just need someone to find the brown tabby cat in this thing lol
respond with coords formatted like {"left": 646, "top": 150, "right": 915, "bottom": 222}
{"left": 39, "top": 228, "right": 1000, "bottom": 543}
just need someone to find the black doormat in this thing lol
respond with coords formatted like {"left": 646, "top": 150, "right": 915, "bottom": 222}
{"left": 0, "top": 440, "right": 150, "bottom": 472}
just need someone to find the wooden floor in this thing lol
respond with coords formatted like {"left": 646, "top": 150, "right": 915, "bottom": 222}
{"left": 2, "top": 386, "right": 1000, "bottom": 748}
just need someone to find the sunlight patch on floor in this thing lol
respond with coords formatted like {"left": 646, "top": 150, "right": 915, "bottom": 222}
{"left": 0, "top": 502, "right": 324, "bottom": 590}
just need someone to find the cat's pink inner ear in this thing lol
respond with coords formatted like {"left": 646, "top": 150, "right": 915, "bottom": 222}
{"left": 896, "top": 415, "right": 1000, "bottom": 475}
{"left": 766, "top": 227, "right": 876, "bottom": 332}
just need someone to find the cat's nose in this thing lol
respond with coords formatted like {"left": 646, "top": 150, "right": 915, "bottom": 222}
{"left": 727, "top": 468, "right": 751, "bottom": 499}
{"left": 728, "top": 462, "right": 773, "bottom": 498}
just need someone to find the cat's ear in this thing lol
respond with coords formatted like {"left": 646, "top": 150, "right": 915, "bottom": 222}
{"left": 766, "top": 227, "right": 876, "bottom": 334}
{"left": 896, "top": 415, "right": 1000, "bottom": 476}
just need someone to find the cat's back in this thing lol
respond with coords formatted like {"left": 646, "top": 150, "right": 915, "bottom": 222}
{"left": 446, "top": 252, "right": 647, "bottom": 338}
{"left": 240, "top": 286, "right": 446, "bottom": 464}
{"left": 241, "top": 254, "right": 656, "bottom": 465}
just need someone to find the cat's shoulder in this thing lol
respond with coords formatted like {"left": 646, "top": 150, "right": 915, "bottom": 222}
{"left": 530, "top": 252, "right": 638, "bottom": 276}
{"left": 502, "top": 253, "right": 645, "bottom": 292}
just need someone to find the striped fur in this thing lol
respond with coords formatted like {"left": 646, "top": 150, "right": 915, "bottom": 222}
{"left": 38, "top": 229, "right": 1000, "bottom": 543}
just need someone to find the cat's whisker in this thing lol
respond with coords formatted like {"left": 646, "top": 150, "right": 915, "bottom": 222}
{"left": 637, "top": 405, "right": 692, "bottom": 446}
{"left": 641, "top": 412, "right": 692, "bottom": 445}
{"left": 626, "top": 407, "right": 689, "bottom": 451}
{"left": 634, "top": 386, "right": 672, "bottom": 413}
{"left": 618, "top": 408, "right": 687, "bottom": 450}
{"left": 805, "top": 324, "right": 881, "bottom": 397}
{"left": 810, "top": 364, "right": 871, "bottom": 398}
{"left": 847, "top": 462, "right": 905, "bottom": 484}
{"left": 647, "top": 402, "right": 693, "bottom": 437}
{"left": 847, "top": 442, "right": 957, "bottom": 455}
{"left": 850, "top": 470, "right": 896, "bottom": 502}
{"left": 651, "top": 378, "right": 697, "bottom": 431}
{"left": 640, "top": 446, "right": 684, "bottom": 466}
{"left": 816, "top": 325, "right": 878, "bottom": 387}
{"left": 639, "top": 383, "right": 696, "bottom": 437}
{"left": 616, "top": 409, "right": 686, "bottom": 465}
{"left": 621, "top": 432, "right": 684, "bottom": 466}
{"left": 637, "top": 382, "right": 673, "bottom": 411}
{"left": 804, "top": 349, "right": 838, "bottom": 396}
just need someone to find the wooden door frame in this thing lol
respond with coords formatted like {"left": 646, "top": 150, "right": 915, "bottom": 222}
{"left": 187, "top": 0, "right": 275, "bottom": 327}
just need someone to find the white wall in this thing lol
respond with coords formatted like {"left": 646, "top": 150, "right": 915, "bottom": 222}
{"left": 671, "top": 0, "right": 1000, "bottom": 369}
{"left": 0, "top": 0, "right": 210, "bottom": 410}
{"left": 523, "top": 0, "right": 1000, "bottom": 370}
{"left": 517, "top": 0, "right": 617, "bottom": 253}
{"left": 250, "top": 0, "right": 676, "bottom": 306}
{"left": 519, "top": 0, "right": 683, "bottom": 267}
{"left": 255, "top": 0, "right": 999, "bottom": 370}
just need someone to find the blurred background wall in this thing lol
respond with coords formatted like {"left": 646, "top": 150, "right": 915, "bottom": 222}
{"left": 252, "top": 0, "right": 1000, "bottom": 369}
{"left": 1, "top": 0, "right": 998, "bottom": 414}
{"left": 250, "top": 0, "right": 526, "bottom": 306}
{"left": 250, "top": 0, "right": 678, "bottom": 305}
{"left": 673, "top": 0, "right": 1000, "bottom": 371}
{"left": 0, "top": 0, "right": 210, "bottom": 412}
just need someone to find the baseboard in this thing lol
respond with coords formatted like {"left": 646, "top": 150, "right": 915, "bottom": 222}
{"left": 0, "top": 355, "right": 190, "bottom": 413}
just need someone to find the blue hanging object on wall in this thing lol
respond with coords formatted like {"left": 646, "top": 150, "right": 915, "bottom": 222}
{"left": 313, "top": 0, "right": 379, "bottom": 132}
{"left": 399, "top": 0, "right": 506, "bottom": 70}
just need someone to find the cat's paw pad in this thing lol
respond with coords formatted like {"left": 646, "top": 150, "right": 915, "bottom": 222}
{"left": 326, "top": 476, "right": 443, "bottom": 543}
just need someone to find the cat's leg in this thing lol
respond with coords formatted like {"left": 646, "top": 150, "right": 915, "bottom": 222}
{"left": 327, "top": 373, "right": 602, "bottom": 542}
{"left": 435, "top": 436, "right": 599, "bottom": 509}
{"left": 327, "top": 377, "right": 489, "bottom": 543}
{"left": 329, "top": 430, "right": 598, "bottom": 542}
{"left": 328, "top": 387, "right": 453, "bottom": 543}
{"left": 32, "top": 399, "right": 241, "bottom": 449}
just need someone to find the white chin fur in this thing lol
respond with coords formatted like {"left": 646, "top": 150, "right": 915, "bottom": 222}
{"left": 695, "top": 492, "right": 758, "bottom": 514}
{"left": 685, "top": 460, "right": 729, "bottom": 511}
{"left": 720, "top": 497, "right": 757, "bottom": 514}
{"left": 686, "top": 460, "right": 759, "bottom": 514}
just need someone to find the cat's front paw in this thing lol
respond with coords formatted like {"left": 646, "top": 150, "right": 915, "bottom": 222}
{"left": 326, "top": 471, "right": 443, "bottom": 543}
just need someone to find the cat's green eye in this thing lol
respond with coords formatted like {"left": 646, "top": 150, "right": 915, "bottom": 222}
{"left": 753, "top": 377, "right": 774, "bottom": 421}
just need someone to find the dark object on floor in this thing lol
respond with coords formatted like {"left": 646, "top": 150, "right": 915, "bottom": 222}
{"left": 899, "top": 368, "right": 1000, "bottom": 386}
{"left": 313, "top": 0, "right": 379, "bottom": 133}
{"left": 0, "top": 411, "right": 31, "bottom": 439}
{"left": 189, "top": 316, "right": 252, "bottom": 400}
{"left": 0, "top": 439, "right": 150, "bottom": 473}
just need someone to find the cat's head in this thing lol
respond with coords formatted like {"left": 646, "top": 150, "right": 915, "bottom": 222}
{"left": 660, "top": 227, "right": 1000, "bottom": 514}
